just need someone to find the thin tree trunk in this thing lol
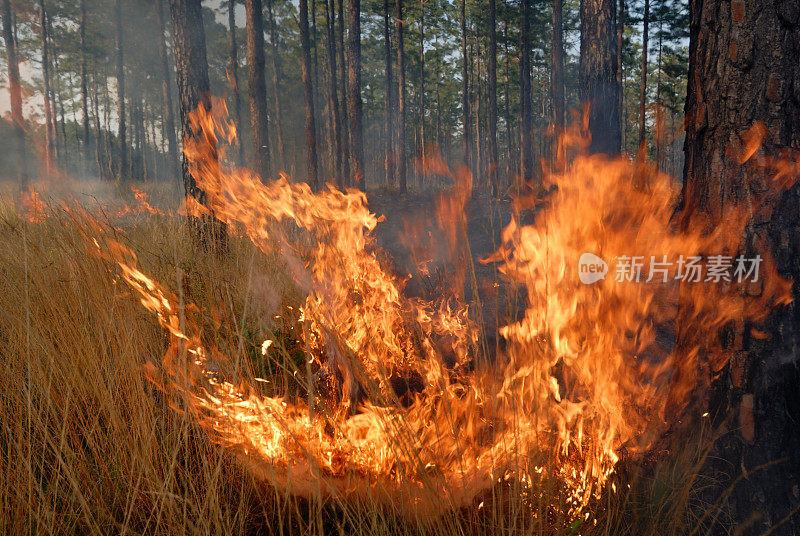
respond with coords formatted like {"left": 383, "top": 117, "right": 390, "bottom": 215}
{"left": 460, "top": 0, "right": 471, "bottom": 168}
{"left": 617, "top": 0, "right": 625, "bottom": 150}
{"left": 245, "top": 0, "right": 271, "bottom": 181}
{"left": 579, "top": 0, "right": 621, "bottom": 155}
{"left": 337, "top": 0, "right": 350, "bottom": 179}
{"left": 266, "top": 0, "right": 286, "bottom": 171}
{"left": 228, "top": 0, "right": 245, "bottom": 164}
{"left": 503, "top": 18, "right": 513, "bottom": 178}
{"left": 383, "top": 0, "right": 394, "bottom": 186}
{"left": 156, "top": 0, "right": 179, "bottom": 181}
{"left": 347, "top": 0, "right": 365, "bottom": 188}
{"left": 417, "top": 0, "right": 424, "bottom": 186}
{"left": 80, "top": 0, "right": 91, "bottom": 171}
{"left": 637, "top": 0, "right": 649, "bottom": 152}
{"left": 115, "top": 0, "right": 127, "bottom": 180}
{"left": 487, "top": 0, "right": 498, "bottom": 194}
{"left": 39, "top": 0, "right": 53, "bottom": 172}
{"left": 2, "top": 0, "right": 25, "bottom": 186}
{"left": 299, "top": 0, "right": 319, "bottom": 187}
{"left": 520, "top": 0, "right": 534, "bottom": 179}
{"left": 551, "top": 0, "right": 565, "bottom": 130}
{"left": 324, "top": 0, "right": 343, "bottom": 184}
{"left": 395, "top": 0, "right": 407, "bottom": 192}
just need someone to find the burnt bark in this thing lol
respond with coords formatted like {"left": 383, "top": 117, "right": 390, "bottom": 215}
{"left": 1, "top": 0, "right": 26, "bottom": 186}
{"left": 324, "top": 0, "right": 343, "bottom": 184}
{"left": 681, "top": 0, "right": 800, "bottom": 533}
{"left": 245, "top": 0, "right": 271, "bottom": 181}
{"left": 337, "top": 0, "right": 350, "bottom": 180}
{"left": 299, "top": 0, "right": 319, "bottom": 187}
{"left": 347, "top": 0, "right": 365, "bottom": 188}
{"left": 579, "top": 0, "right": 621, "bottom": 155}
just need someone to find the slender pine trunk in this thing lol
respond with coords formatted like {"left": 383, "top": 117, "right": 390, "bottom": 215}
{"left": 299, "top": 0, "right": 319, "bottom": 187}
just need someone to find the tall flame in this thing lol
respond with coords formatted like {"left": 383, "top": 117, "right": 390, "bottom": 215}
{"left": 90, "top": 100, "right": 795, "bottom": 521}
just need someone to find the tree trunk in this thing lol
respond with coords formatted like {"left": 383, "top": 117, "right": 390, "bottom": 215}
{"left": 519, "top": 0, "right": 534, "bottom": 179}
{"left": 156, "top": 0, "right": 179, "bottom": 181}
{"left": 324, "top": 0, "right": 343, "bottom": 184}
{"left": 637, "top": 0, "right": 649, "bottom": 152}
{"left": 681, "top": 1, "right": 800, "bottom": 533}
{"left": 245, "top": 0, "right": 271, "bottom": 181}
{"left": 383, "top": 0, "right": 394, "bottom": 187}
{"left": 266, "top": 0, "right": 286, "bottom": 171}
{"left": 551, "top": 0, "right": 565, "bottom": 130}
{"left": 395, "top": 0, "right": 407, "bottom": 192}
{"left": 115, "top": 0, "right": 127, "bottom": 180}
{"left": 80, "top": 0, "right": 91, "bottom": 171}
{"left": 617, "top": 0, "right": 625, "bottom": 149}
{"left": 417, "top": 0, "right": 424, "bottom": 187}
{"left": 347, "top": 0, "right": 365, "bottom": 189}
{"left": 487, "top": 0, "right": 498, "bottom": 195}
{"left": 579, "top": 0, "right": 621, "bottom": 155}
{"left": 460, "top": 0, "right": 471, "bottom": 169}
{"left": 169, "top": 0, "right": 227, "bottom": 251}
{"left": 1, "top": 0, "right": 26, "bottom": 186}
{"left": 39, "top": 0, "right": 53, "bottom": 172}
{"left": 337, "top": 0, "right": 350, "bottom": 180}
{"left": 299, "top": 0, "right": 319, "bottom": 187}
{"left": 228, "top": 0, "right": 245, "bottom": 165}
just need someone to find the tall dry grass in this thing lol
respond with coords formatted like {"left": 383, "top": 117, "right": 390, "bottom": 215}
{"left": 0, "top": 196, "right": 731, "bottom": 535}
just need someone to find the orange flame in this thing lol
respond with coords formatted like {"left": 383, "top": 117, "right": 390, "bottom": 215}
{"left": 90, "top": 99, "right": 797, "bottom": 521}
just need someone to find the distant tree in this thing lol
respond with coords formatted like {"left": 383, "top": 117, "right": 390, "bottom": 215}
{"left": 347, "top": 0, "right": 364, "bottom": 188}
{"left": 519, "top": 0, "right": 533, "bottom": 178}
{"left": 157, "top": 0, "right": 179, "bottom": 180}
{"left": 1, "top": 0, "right": 25, "bottom": 186}
{"left": 266, "top": 0, "right": 286, "bottom": 171}
{"left": 395, "top": 0, "right": 407, "bottom": 192}
{"left": 227, "top": 0, "right": 244, "bottom": 164}
{"left": 460, "top": 0, "right": 471, "bottom": 168}
{"left": 115, "top": 0, "right": 127, "bottom": 179}
{"left": 299, "top": 0, "right": 319, "bottom": 187}
{"left": 552, "top": 0, "right": 565, "bottom": 129}
{"left": 244, "top": 0, "right": 271, "bottom": 181}
{"left": 487, "top": 0, "right": 499, "bottom": 194}
{"left": 383, "top": 0, "right": 394, "bottom": 187}
{"left": 637, "top": 0, "right": 649, "bottom": 153}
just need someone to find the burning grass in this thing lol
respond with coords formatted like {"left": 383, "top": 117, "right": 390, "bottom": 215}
{"left": 0, "top": 195, "right": 726, "bottom": 535}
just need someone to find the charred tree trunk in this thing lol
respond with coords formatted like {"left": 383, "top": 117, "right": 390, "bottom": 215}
{"left": 395, "top": 0, "right": 407, "bottom": 192}
{"left": 417, "top": 0, "right": 424, "bottom": 186}
{"left": 579, "top": 0, "right": 621, "bottom": 155}
{"left": 637, "top": 0, "right": 649, "bottom": 153}
{"left": 551, "top": 0, "right": 565, "bottom": 130}
{"left": 487, "top": 0, "right": 498, "bottom": 195}
{"left": 347, "top": 0, "right": 365, "bottom": 188}
{"left": 156, "top": 0, "right": 179, "bottom": 181}
{"left": 337, "top": 0, "right": 350, "bottom": 180}
{"left": 169, "top": 0, "right": 227, "bottom": 250}
{"left": 245, "top": 0, "right": 271, "bottom": 181}
{"left": 617, "top": 0, "right": 625, "bottom": 149}
{"left": 299, "top": 0, "right": 319, "bottom": 187}
{"left": 460, "top": 0, "right": 471, "bottom": 169}
{"left": 383, "top": 0, "right": 395, "bottom": 187}
{"left": 1, "top": 0, "right": 26, "bottom": 187}
{"left": 519, "top": 0, "right": 534, "bottom": 180}
{"left": 681, "top": 1, "right": 800, "bottom": 533}
{"left": 266, "top": 0, "right": 287, "bottom": 171}
{"left": 115, "top": 0, "right": 127, "bottom": 180}
{"left": 228, "top": 0, "right": 244, "bottom": 165}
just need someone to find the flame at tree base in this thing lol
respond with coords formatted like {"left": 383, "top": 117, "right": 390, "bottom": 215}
{"left": 85, "top": 100, "right": 795, "bottom": 522}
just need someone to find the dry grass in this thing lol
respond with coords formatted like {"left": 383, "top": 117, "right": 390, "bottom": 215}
{"left": 0, "top": 195, "right": 731, "bottom": 535}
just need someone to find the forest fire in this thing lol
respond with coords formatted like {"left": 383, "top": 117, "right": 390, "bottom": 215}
{"left": 87, "top": 102, "right": 795, "bottom": 520}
